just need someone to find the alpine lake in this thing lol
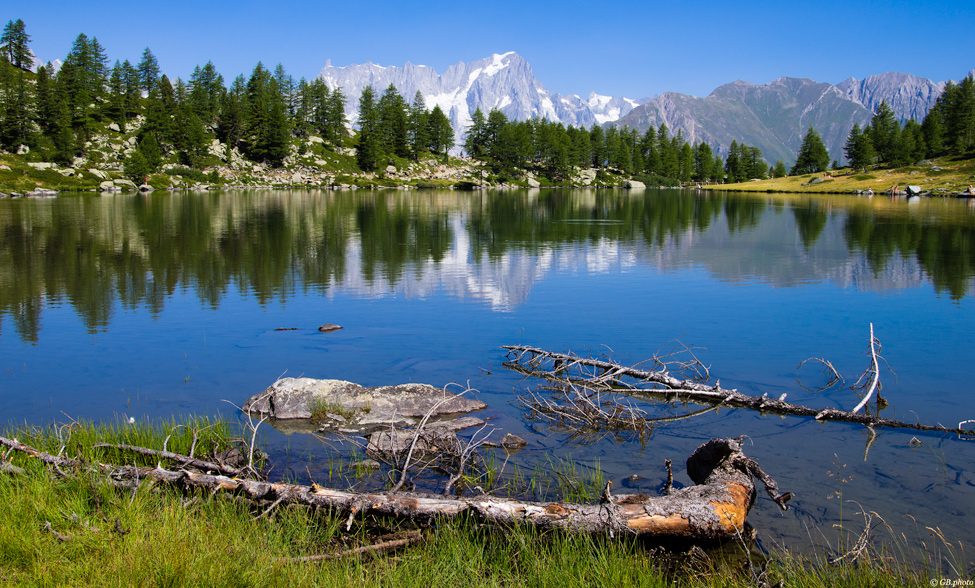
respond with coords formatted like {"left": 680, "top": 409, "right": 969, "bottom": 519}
{"left": 2, "top": 187, "right": 974, "bottom": 560}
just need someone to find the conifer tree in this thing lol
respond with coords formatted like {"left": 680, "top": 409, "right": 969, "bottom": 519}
{"left": 138, "top": 47, "right": 160, "bottom": 94}
{"left": 427, "top": 105, "right": 453, "bottom": 163}
{"left": 589, "top": 124, "right": 604, "bottom": 167}
{"left": 378, "top": 83, "right": 409, "bottom": 158}
{"left": 464, "top": 107, "right": 487, "bottom": 158}
{"left": 790, "top": 126, "right": 830, "bottom": 175}
{"left": 356, "top": 85, "right": 381, "bottom": 170}
{"left": 869, "top": 100, "right": 901, "bottom": 165}
{"left": 693, "top": 142, "right": 714, "bottom": 182}
{"left": 407, "top": 91, "right": 429, "bottom": 160}
{"left": 323, "top": 86, "right": 346, "bottom": 145}
{"left": 843, "top": 122, "right": 874, "bottom": 170}
{"left": 1, "top": 19, "right": 31, "bottom": 70}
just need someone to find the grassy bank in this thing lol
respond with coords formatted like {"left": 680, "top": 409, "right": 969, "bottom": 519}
{"left": 0, "top": 419, "right": 965, "bottom": 587}
{"left": 713, "top": 156, "right": 975, "bottom": 195}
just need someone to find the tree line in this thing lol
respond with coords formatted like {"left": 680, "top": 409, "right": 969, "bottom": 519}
{"left": 0, "top": 19, "right": 353, "bottom": 176}
{"left": 791, "top": 74, "right": 975, "bottom": 175}
{"left": 2, "top": 18, "right": 786, "bottom": 184}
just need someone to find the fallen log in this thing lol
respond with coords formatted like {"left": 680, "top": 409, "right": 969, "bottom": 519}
{"left": 503, "top": 345, "right": 975, "bottom": 437}
{"left": 0, "top": 434, "right": 787, "bottom": 541}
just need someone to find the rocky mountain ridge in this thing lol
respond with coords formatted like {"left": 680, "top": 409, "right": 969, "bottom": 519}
{"left": 318, "top": 53, "right": 969, "bottom": 166}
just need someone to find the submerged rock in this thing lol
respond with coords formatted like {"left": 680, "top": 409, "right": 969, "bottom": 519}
{"left": 318, "top": 323, "right": 343, "bottom": 333}
{"left": 366, "top": 416, "right": 485, "bottom": 459}
{"left": 242, "top": 377, "right": 487, "bottom": 434}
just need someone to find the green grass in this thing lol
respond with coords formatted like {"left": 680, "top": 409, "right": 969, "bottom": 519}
{"left": 0, "top": 419, "right": 968, "bottom": 587}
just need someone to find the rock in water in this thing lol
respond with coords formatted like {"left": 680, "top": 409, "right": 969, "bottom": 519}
{"left": 242, "top": 377, "right": 487, "bottom": 434}
{"left": 318, "top": 323, "right": 343, "bottom": 333}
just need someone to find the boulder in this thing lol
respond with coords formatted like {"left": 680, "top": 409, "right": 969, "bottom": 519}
{"left": 28, "top": 162, "right": 53, "bottom": 170}
{"left": 527, "top": 177, "right": 541, "bottom": 188}
{"left": 0, "top": 165, "right": 10, "bottom": 171}
{"left": 318, "top": 323, "right": 343, "bottom": 333}
{"left": 290, "top": 172, "right": 303, "bottom": 184}
{"left": 242, "top": 377, "right": 487, "bottom": 434}
{"left": 26, "top": 188, "right": 58, "bottom": 198}
{"left": 108, "top": 123, "right": 121, "bottom": 132}
{"left": 114, "top": 179, "right": 138, "bottom": 190}
{"left": 16, "top": 144, "right": 29, "bottom": 155}
{"left": 98, "top": 180, "right": 117, "bottom": 192}
{"left": 623, "top": 179, "right": 646, "bottom": 189}
{"left": 385, "top": 165, "right": 397, "bottom": 174}
{"left": 88, "top": 169, "right": 108, "bottom": 179}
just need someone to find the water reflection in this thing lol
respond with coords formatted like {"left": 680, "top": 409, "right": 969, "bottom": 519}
{"left": 1, "top": 189, "right": 973, "bottom": 342}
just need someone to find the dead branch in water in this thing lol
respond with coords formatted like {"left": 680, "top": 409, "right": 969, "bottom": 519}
{"left": 503, "top": 335, "right": 975, "bottom": 438}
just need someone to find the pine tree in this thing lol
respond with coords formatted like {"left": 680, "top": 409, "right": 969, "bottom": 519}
{"left": 693, "top": 142, "right": 714, "bottom": 182}
{"left": 323, "top": 86, "right": 346, "bottom": 145}
{"left": 378, "top": 83, "right": 409, "bottom": 158}
{"left": 869, "top": 100, "right": 901, "bottom": 165}
{"left": 641, "top": 126, "right": 659, "bottom": 174}
{"left": 407, "top": 91, "right": 429, "bottom": 160}
{"left": 1, "top": 19, "right": 32, "bottom": 70}
{"left": 464, "top": 107, "right": 487, "bottom": 158}
{"left": 946, "top": 75, "right": 975, "bottom": 154}
{"left": 844, "top": 122, "right": 874, "bottom": 170}
{"left": 589, "top": 124, "right": 604, "bottom": 167}
{"left": 138, "top": 47, "right": 160, "bottom": 94}
{"left": 725, "top": 140, "right": 742, "bottom": 182}
{"left": 427, "top": 105, "right": 454, "bottom": 163}
{"left": 772, "top": 160, "right": 788, "bottom": 178}
{"left": 790, "top": 126, "right": 830, "bottom": 175}
{"left": 0, "top": 63, "right": 32, "bottom": 149}
{"left": 356, "top": 85, "right": 381, "bottom": 170}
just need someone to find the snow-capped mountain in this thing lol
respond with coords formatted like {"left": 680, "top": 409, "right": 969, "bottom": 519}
{"left": 317, "top": 52, "right": 647, "bottom": 147}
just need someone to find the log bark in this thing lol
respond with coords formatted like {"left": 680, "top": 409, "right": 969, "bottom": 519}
{"left": 0, "top": 435, "right": 782, "bottom": 541}
{"left": 503, "top": 345, "right": 975, "bottom": 437}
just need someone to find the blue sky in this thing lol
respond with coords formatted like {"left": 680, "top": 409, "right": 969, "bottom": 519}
{"left": 9, "top": 0, "right": 974, "bottom": 99}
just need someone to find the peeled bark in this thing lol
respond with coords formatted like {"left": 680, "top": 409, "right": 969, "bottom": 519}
{"left": 1, "top": 435, "right": 786, "bottom": 541}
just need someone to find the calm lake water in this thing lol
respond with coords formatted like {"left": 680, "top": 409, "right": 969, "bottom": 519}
{"left": 2, "top": 188, "right": 974, "bottom": 556}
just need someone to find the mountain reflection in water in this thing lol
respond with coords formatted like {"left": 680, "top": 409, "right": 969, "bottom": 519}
{"left": 1, "top": 188, "right": 973, "bottom": 559}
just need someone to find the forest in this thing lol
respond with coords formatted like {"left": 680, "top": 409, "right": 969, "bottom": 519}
{"left": 2, "top": 17, "right": 974, "bottom": 187}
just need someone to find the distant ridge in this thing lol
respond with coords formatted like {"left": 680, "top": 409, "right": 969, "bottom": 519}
{"left": 318, "top": 52, "right": 967, "bottom": 164}
{"left": 317, "top": 52, "right": 647, "bottom": 147}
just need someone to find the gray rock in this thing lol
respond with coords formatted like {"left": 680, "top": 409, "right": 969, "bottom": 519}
{"left": 500, "top": 433, "right": 527, "bottom": 452}
{"left": 114, "top": 179, "right": 137, "bottom": 190}
{"left": 27, "top": 162, "right": 53, "bottom": 170}
{"left": 527, "top": 177, "right": 541, "bottom": 188}
{"left": 918, "top": 159, "right": 933, "bottom": 166}
{"left": 385, "top": 165, "right": 397, "bottom": 174}
{"left": 0, "top": 165, "right": 9, "bottom": 171}
{"left": 26, "top": 188, "right": 58, "bottom": 198}
{"left": 108, "top": 122, "right": 121, "bottom": 132}
{"left": 623, "top": 179, "right": 646, "bottom": 188}
{"left": 810, "top": 177, "right": 826, "bottom": 184}
{"left": 99, "top": 180, "right": 117, "bottom": 192}
{"left": 931, "top": 166, "right": 943, "bottom": 172}
{"left": 242, "top": 377, "right": 488, "bottom": 434}
{"left": 318, "top": 323, "right": 343, "bottom": 333}
{"left": 16, "top": 144, "right": 29, "bottom": 155}
{"left": 365, "top": 416, "right": 485, "bottom": 458}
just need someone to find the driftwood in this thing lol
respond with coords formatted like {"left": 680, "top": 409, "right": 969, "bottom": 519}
{"left": 503, "top": 344, "right": 975, "bottom": 437}
{"left": 0, "top": 434, "right": 787, "bottom": 541}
